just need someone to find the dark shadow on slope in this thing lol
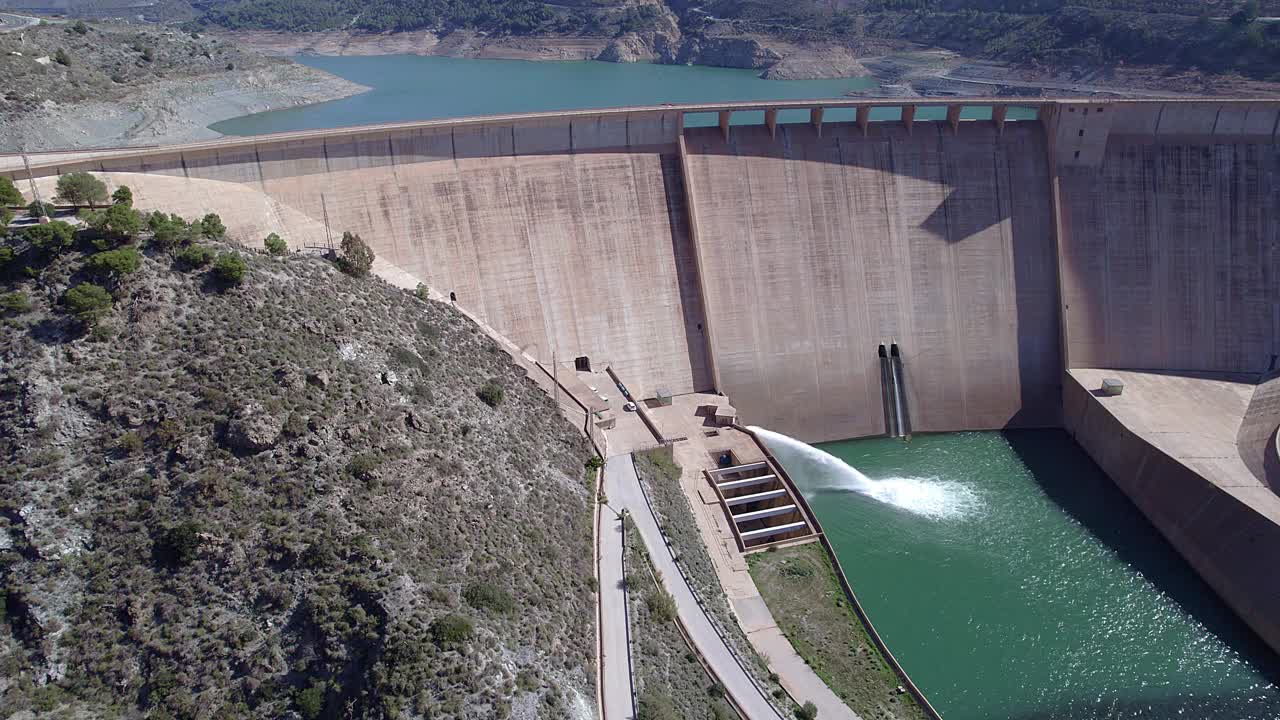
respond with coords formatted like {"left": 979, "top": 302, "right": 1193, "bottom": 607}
{"left": 1003, "top": 429, "right": 1280, "bottom": 687}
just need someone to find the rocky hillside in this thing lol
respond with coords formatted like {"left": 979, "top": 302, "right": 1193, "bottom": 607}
{"left": 189, "top": 0, "right": 1280, "bottom": 82}
{"left": 0, "top": 213, "right": 597, "bottom": 718}
{"left": 0, "top": 20, "right": 364, "bottom": 150}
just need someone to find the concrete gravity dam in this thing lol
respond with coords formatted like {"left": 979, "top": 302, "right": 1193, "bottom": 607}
{"left": 10, "top": 97, "right": 1280, "bottom": 671}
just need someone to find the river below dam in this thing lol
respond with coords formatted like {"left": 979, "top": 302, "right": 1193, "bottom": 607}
{"left": 209, "top": 55, "right": 1037, "bottom": 137}
{"left": 759, "top": 429, "right": 1280, "bottom": 720}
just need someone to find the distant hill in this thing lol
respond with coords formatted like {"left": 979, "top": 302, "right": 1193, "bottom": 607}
{"left": 0, "top": 217, "right": 597, "bottom": 717}
{"left": 186, "top": 0, "right": 1280, "bottom": 81}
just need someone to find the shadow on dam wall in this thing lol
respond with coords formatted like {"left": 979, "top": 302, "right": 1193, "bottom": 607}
{"left": 683, "top": 120, "right": 1061, "bottom": 442}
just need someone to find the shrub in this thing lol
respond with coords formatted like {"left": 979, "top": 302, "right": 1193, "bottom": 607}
{"left": 476, "top": 380, "right": 504, "bottom": 408}
{"left": 282, "top": 412, "right": 307, "bottom": 438}
{"left": 199, "top": 213, "right": 226, "bottom": 239}
{"left": 463, "top": 582, "right": 515, "bottom": 613}
{"left": 118, "top": 431, "right": 143, "bottom": 455}
{"left": 55, "top": 171, "right": 108, "bottom": 207}
{"left": 296, "top": 682, "right": 326, "bottom": 720}
{"left": 414, "top": 283, "right": 430, "bottom": 300}
{"left": 63, "top": 283, "right": 112, "bottom": 325}
{"left": 346, "top": 452, "right": 383, "bottom": 480}
{"left": 27, "top": 200, "right": 55, "bottom": 219}
{"left": 154, "top": 521, "right": 202, "bottom": 567}
{"left": 646, "top": 586, "right": 676, "bottom": 623}
{"left": 429, "top": 614, "right": 473, "bottom": 645}
{"left": 337, "top": 231, "right": 374, "bottom": 277}
{"left": 85, "top": 247, "right": 142, "bottom": 280}
{"left": 83, "top": 204, "right": 143, "bottom": 242}
{"left": 71, "top": 19, "right": 88, "bottom": 34}
{"left": 141, "top": 47, "right": 154, "bottom": 62}
{"left": 213, "top": 252, "right": 247, "bottom": 285}
{"left": 796, "top": 700, "right": 818, "bottom": 720}
{"left": 1, "top": 207, "right": 12, "bottom": 231}
{"left": 24, "top": 221, "right": 76, "bottom": 253}
{"left": 175, "top": 244, "right": 213, "bottom": 269}
{"left": 585, "top": 456, "right": 603, "bottom": 473}
{"left": 54, "top": 48, "right": 71, "bottom": 66}
{"left": 0, "top": 247, "right": 13, "bottom": 267}
{"left": 0, "top": 176, "right": 22, "bottom": 206}
{"left": 263, "top": 232, "right": 287, "bottom": 255}
{"left": 111, "top": 185, "right": 133, "bottom": 208}
{"left": 637, "top": 691, "right": 678, "bottom": 720}
{"left": 0, "top": 291, "right": 31, "bottom": 314}
{"left": 150, "top": 212, "right": 194, "bottom": 250}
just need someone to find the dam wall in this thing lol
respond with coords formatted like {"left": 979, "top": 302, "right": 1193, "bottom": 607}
{"left": 682, "top": 120, "right": 1060, "bottom": 442}
{"left": 1053, "top": 101, "right": 1280, "bottom": 374}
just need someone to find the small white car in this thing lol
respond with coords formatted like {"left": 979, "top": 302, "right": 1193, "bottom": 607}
{"left": 623, "top": 402, "right": 637, "bottom": 412}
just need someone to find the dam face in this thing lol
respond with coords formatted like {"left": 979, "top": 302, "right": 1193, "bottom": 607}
{"left": 10, "top": 98, "right": 1280, "bottom": 657}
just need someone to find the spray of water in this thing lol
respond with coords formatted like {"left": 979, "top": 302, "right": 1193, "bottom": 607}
{"left": 749, "top": 426, "right": 982, "bottom": 521}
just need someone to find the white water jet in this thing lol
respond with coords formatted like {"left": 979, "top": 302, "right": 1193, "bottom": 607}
{"left": 749, "top": 426, "right": 982, "bottom": 521}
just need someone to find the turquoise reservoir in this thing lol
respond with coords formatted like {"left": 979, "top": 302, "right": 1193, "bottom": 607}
{"left": 763, "top": 430, "right": 1280, "bottom": 720}
{"left": 209, "top": 55, "right": 1037, "bottom": 136}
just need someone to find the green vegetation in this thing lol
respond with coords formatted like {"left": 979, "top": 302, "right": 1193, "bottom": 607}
{"left": 477, "top": 379, "right": 505, "bottom": 407}
{"left": 175, "top": 243, "right": 214, "bottom": 269}
{"left": 213, "top": 252, "right": 248, "bottom": 285}
{"left": 27, "top": 200, "right": 54, "bottom": 219}
{"left": 264, "top": 232, "right": 287, "bottom": 255}
{"left": 55, "top": 171, "right": 108, "bottom": 207}
{"left": 0, "top": 176, "right": 22, "bottom": 206}
{"left": 111, "top": 185, "right": 133, "bottom": 208}
{"left": 0, "top": 290, "right": 31, "bottom": 314}
{"left": 625, "top": 511, "right": 734, "bottom": 720}
{"left": 797, "top": 700, "right": 819, "bottom": 720}
{"left": 464, "top": 582, "right": 516, "bottom": 613}
{"left": 62, "top": 282, "right": 113, "bottom": 325}
{"left": 631, "top": 447, "right": 792, "bottom": 712}
{"left": 748, "top": 543, "right": 926, "bottom": 720}
{"left": 84, "top": 247, "right": 143, "bottom": 281}
{"left": 337, "top": 230, "right": 375, "bottom": 277}
{"left": 23, "top": 221, "right": 76, "bottom": 254}
{"left": 0, "top": 238, "right": 596, "bottom": 717}
{"left": 200, "top": 212, "right": 227, "bottom": 239}
{"left": 82, "top": 203, "right": 144, "bottom": 242}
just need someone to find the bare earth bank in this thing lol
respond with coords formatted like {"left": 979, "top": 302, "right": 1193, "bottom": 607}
{"left": 0, "top": 62, "right": 367, "bottom": 151}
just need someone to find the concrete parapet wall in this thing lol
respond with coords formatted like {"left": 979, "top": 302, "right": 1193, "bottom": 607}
{"left": 1239, "top": 373, "right": 1280, "bottom": 488}
{"left": 683, "top": 121, "right": 1061, "bottom": 442}
{"left": 1064, "top": 373, "right": 1280, "bottom": 655}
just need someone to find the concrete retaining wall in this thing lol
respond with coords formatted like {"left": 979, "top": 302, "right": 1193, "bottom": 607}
{"left": 1064, "top": 373, "right": 1280, "bottom": 655}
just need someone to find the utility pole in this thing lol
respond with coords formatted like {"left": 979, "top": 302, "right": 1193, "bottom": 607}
{"left": 552, "top": 350, "right": 559, "bottom": 411}
{"left": 20, "top": 145, "right": 48, "bottom": 223}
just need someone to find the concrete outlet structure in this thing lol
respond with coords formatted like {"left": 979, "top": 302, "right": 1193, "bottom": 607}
{"left": 9, "top": 97, "right": 1280, "bottom": 657}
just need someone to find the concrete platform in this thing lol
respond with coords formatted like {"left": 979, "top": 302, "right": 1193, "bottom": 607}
{"left": 1065, "top": 369, "right": 1280, "bottom": 654}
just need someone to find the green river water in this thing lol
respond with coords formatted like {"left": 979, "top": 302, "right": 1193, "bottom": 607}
{"left": 209, "top": 55, "right": 1035, "bottom": 136}
{"left": 762, "top": 430, "right": 1280, "bottom": 720}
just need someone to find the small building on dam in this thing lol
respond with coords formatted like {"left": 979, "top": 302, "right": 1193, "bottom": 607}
{"left": 10, "top": 96, "right": 1280, "bottom": 657}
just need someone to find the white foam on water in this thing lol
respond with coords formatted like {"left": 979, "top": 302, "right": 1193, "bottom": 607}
{"left": 749, "top": 426, "right": 983, "bottom": 521}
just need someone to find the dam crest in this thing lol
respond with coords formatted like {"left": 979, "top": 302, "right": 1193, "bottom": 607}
{"left": 8, "top": 96, "right": 1280, "bottom": 657}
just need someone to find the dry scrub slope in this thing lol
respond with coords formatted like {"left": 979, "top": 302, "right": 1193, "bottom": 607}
{"left": 0, "top": 242, "right": 596, "bottom": 718}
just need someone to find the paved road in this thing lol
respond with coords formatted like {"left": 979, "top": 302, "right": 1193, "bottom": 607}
{"left": 598, "top": 479, "right": 635, "bottom": 720}
{"left": 603, "top": 455, "right": 784, "bottom": 720}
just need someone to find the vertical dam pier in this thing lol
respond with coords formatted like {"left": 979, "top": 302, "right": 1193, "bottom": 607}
{"left": 9, "top": 97, "right": 1280, "bottom": 657}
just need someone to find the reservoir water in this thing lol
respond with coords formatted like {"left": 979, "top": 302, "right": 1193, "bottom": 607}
{"left": 210, "top": 55, "right": 1039, "bottom": 137}
{"left": 210, "top": 55, "right": 879, "bottom": 136}
{"left": 761, "top": 429, "right": 1280, "bottom": 720}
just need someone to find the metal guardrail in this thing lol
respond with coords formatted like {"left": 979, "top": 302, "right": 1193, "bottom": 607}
{"left": 630, "top": 459, "right": 790, "bottom": 720}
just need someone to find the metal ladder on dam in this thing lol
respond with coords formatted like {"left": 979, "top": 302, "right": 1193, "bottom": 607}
{"left": 879, "top": 344, "right": 912, "bottom": 438}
